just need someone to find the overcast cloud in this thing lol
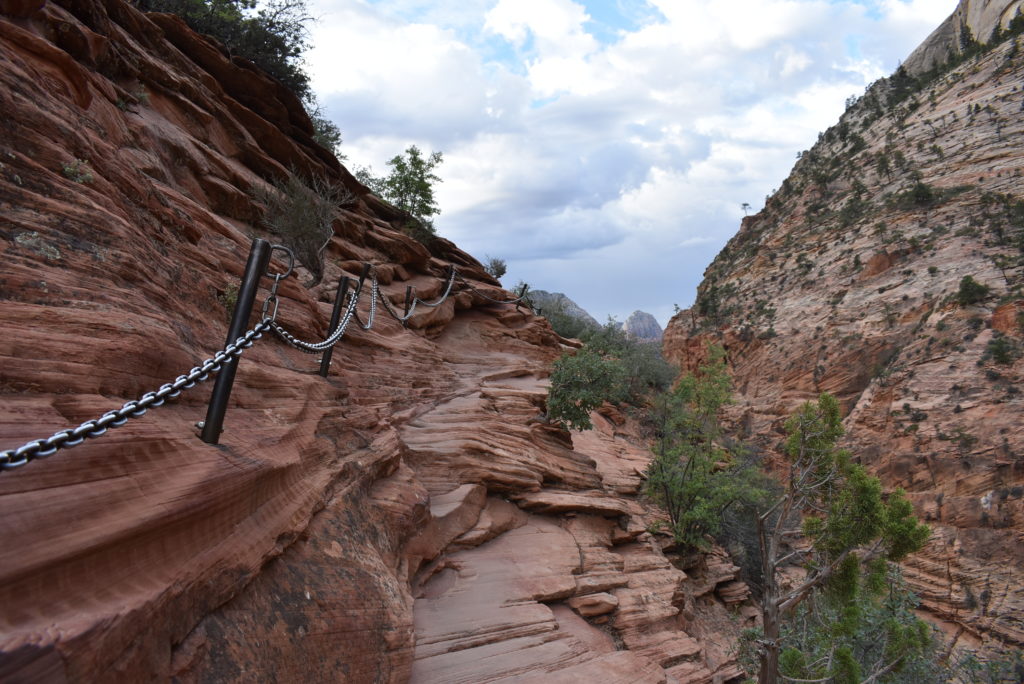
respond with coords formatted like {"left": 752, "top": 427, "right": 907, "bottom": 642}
{"left": 306, "top": 0, "right": 956, "bottom": 326}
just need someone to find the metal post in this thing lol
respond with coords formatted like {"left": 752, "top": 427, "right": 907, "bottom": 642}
{"left": 516, "top": 283, "right": 529, "bottom": 312}
{"left": 201, "top": 238, "right": 272, "bottom": 444}
{"left": 402, "top": 286, "right": 414, "bottom": 327}
{"left": 318, "top": 276, "right": 351, "bottom": 377}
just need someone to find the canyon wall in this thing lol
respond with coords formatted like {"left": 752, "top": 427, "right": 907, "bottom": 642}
{"left": 0, "top": 1, "right": 750, "bottom": 681}
{"left": 664, "top": 2, "right": 1024, "bottom": 652}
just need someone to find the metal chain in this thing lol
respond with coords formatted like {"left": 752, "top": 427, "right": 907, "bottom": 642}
{"left": 0, "top": 321, "right": 270, "bottom": 472}
{"left": 453, "top": 272, "right": 529, "bottom": 304}
{"left": 2, "top": 261, "right": 508, "bottom": 473}
{"left": 360, "top": 275, "right": 378, "bottom": 330}
{"left": 414, "top": 267, "right": 457, "bottom": 308}
{"left": 377, "top": 266, "right": 457, "bottom": 323}
{"left": 268, "top": 285, "right": 361, "bottom": 354}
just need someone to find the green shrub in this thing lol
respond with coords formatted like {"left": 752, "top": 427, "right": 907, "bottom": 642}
{"left": 986, "top": 336, "right": 1020, "bottom": 365}
{"left": 256, "top": 172, "right": 353, "bottom": 286}
{"left": 546, "top": 348, "right": 627, "bottom": 431}
{"left": 546, "top": 321, "right": 675, "bottom": 430}
{"left": 643, "top": 344, "right": 769, "bottom": 550}
{"left": 956, "top": 275, "right": 990, "bottom": 305}
{"left": 61, "top": 159, "right": 93, "bottom": 184}
{"left": 355, "top": 145, "right": 443, "bottom": 243}
{"left": 483, "top": 256, "right": 507, "bottom": 280}
{"left": 142, "top": 0, "right": 313, "bottom": 100}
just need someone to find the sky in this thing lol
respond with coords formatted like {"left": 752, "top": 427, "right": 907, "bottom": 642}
{"left": 305, "top": 0, "right": 958, "bottom": 327}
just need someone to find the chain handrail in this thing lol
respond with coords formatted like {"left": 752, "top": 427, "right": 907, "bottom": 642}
{"left": 0, "top": 321, "right": 270, "bottom": 472}
{"left": 454, "top": 272, "right": 530, "bottom": 305}
{"left": 2, "top": 257, "right": 525, "bottom": 473}
{"left": 267, "top": 283, "right": 360, "bottom": 354}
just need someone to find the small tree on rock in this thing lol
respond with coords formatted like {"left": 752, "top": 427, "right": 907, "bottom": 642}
{"left": 754, "top": 393, "right": 931, "bottom": 684}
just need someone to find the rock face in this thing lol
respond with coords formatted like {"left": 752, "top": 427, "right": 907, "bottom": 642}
{"left": 663, "top": 12, "right": 1024, "bottom": 652}
{"left": 526, "top": 289, "right": 601, "bottom": 328}
{"left": 0, "top": 1, "right": 753, "bottom": 681}
{"left": 623, "top": 310, "right": 663, "bottom": 342}
{"left": 905, "top": 0, "right": 1024, "bottom": 75}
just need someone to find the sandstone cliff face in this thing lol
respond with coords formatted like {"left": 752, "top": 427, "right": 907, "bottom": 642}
{"left": 905, "top": 0, "right": 1024, "bottom": 75}
{"left": 0, "top": 1, "right": 750, "bottom": 681}
{"left": 663, "top": 14, "right": 1024, "bottom": 651}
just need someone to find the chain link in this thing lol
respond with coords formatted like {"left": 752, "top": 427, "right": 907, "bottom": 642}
{"left": 268, "top": 288, "right": 360, "bottom": 354}
{"left": 2, "top": 261, "right": 514, "bottom": 473}
{"left": 0, "top": 321, "right": 270, "bottom": 472}
{"left": 453, "top": 272, "right": 530, "bottom": 305}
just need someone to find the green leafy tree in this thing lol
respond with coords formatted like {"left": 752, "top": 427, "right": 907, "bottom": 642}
{"left": 307, "top": 101, "right": 345, "bottom": 160}
{"left": 956, "top": 275, "right": 990, "bottom": 305}
{"left": 546, "top": 348, "right": 627, "bottom": 431}
{"left": 546, "top": 321, "right": 674, "bottom": 431}
{"left": 142, "top": 0, "right": 312, "bottom": 99}
{"left": 753, "top": 393, "right": 931, "bottom": 684}
{"left": 643, "top": 344, "right": 769, "bottom": 549}
{"left": 355, "top": 145, "right": 443, "bottom": 242}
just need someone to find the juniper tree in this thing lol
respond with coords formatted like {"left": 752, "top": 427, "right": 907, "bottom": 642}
{"left": 643, "top": 344, "right": 768, "bottom": 549}
{"left": 754, "top": 393, "right": 931, "bottom": 684}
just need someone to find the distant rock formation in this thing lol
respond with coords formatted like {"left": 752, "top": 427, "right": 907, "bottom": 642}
{"left": 527, "top": 289, "right": 600, "bottom": 328}
{"left": 623, "top": 311, "right": 663, "bottom": 342}
{"left": 904, "top": 0, "right": 1023, "bottom": 75}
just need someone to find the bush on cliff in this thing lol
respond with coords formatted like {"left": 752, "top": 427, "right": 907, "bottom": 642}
{"left": 744, "top": 392, "right": 932, "bottom": 684}
{"left": 355, "top": 146, "right": 444, "bottom": 243}
{"left": 255, "top": 172, "right": 353, "bottom": 286}
{"left": 142, "top": 0, "right": 312, "bottom": 99}
{"left": 642, "top": 343, "right": 769, "bottom": 550}
{"left": 545, "top": 321, "right": 675, "bottom": 430}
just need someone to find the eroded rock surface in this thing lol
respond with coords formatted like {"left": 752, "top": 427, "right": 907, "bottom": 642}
{"left": 0, "top": 1, "right": 753, "bottom": 681}
{"left": 664, "top": 15, "right": 1024, "bottom": 651}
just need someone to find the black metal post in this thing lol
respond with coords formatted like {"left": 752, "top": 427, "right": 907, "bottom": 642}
{"left": 201, "top": 238, "right": 272, "bottom": 444}
{"left": 516, "top": 283, "right": 529, "bottom": 312}
{"left": 402, "top": 286, "right": 414, "bottom": 326}
{"left": 318, "top": 276, "right": 351, "bottom": 377}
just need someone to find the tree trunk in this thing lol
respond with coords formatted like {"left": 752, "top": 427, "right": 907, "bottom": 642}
{"left": 758, "top": 514, "right": 780, "bottom": 684}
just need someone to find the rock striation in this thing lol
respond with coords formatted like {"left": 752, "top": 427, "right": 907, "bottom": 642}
{"left": 0, "top": 1, "right": 752, "bottom": 681}
{"left": 623, "top": 310, "right": 664, "bottom": 342}
{"left": 905, "top": 0, "right": 1024, "bottom": 75}
{"left": 664, "top": 3, "right": 1024, "bottom": 653}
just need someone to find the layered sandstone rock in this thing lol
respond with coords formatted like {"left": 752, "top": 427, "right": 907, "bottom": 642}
{"left": 0, "top": 1, "right": 752, "bottom": 681}
{"left": 664, "top": 8, "right": 1024, "bottom": 652}
{"left": 905, "top": 0, "right": 1024, "bottom": 75}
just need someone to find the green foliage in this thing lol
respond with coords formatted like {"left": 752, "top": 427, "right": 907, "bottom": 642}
{"left": 217, "top": 282, "right": 238, "bottom": 322}
{"left": 580, "top": 322, "right": 676, "bottom": 401}
{"left": 355, "top": 145, "right": 443, "bottom": 243}
{"left": 546, "top": 321, "right": 675, "bottom": 431}
{"left": 643, "top": 345, "right": 769, "bottom": 549}
{"left": 956, "top": 275, "right": 990, "bottom": 305}
{"left": 255, "top": 172, "right": 353, "bottom": 286}
{"left": 61, "top": 159, "right": 93, "bottom": 184}
{"left": 984, "top": 335, "right": 1020, "bottom": 365}
{"left": 774, "top": 568, "right": 945, "bottom": 684}
{"left": 307, "top": 101, "right": 345, "bottom": 160}
{"left": 483, "top": 255, "right": 507, "bottom": 280}
{"left": 143, "top": 0, "right": 312, "bottom": 100}
{"left": 754, "top": 393, "right": 932, "bottom": 684}
{"left": 546, "top": 348, "right": 627, "bottom": 431}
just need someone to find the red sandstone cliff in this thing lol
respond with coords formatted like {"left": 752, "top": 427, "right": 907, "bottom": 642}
{"left": 664, "top": 1, "right": 1024, "bottom": 654}
{"left": 0, "top": 1, "right": 750, "bottom": 681}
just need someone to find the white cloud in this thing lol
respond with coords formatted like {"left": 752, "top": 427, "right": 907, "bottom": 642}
{"left": 306, "top": 0, "right": 959, "bottom": 325}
